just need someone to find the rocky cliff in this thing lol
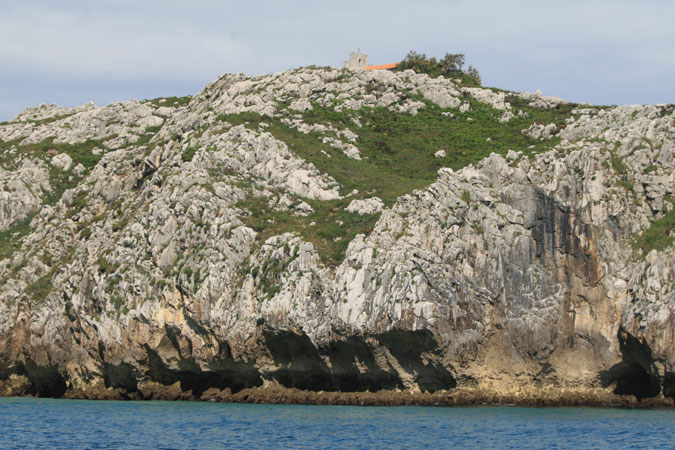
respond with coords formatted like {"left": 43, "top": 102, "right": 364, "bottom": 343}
{"left": 0, "top": 67, "right": 673, "bottom": 405}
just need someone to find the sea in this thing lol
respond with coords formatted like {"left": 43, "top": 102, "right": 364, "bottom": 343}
{"left": 0, "top": 397, "right": 673, "bottom": 449}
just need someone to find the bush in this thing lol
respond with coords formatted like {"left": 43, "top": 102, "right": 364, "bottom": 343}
{"left": 439, "top": 53, "right": 465, "bottom": 75}
{"left": 633, "top": 207, "right": 675, "bottom": 254}
{"left": 396, "top": 51, "right": 481, "bottom": 85}
{"left": 181, "top": 146, "right": 198, "bottom": 162}
{"left": 465, "top": 65, "right": 481, "bottom": 86}
{"left": 461, "top": 190, "right": 472, "bottom": 204}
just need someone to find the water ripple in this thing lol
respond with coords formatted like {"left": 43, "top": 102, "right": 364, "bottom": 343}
{"left": 0, "top": 398, "right": 673, "bottom": 449}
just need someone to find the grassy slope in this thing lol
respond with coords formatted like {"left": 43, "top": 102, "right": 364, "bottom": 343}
{"left": 0, "top": 124, "right": 164, "bottom": 262}
{"left": 633, "top": 198, "right": 675, "bottom": 253}
{"left": 218, "top": 94, "right": 582, "bottom": 265}
{"left": 1, "top": 86, "right": 668, "bottom": 270}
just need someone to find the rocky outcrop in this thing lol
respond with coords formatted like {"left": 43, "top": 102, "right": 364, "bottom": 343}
{"left": 0, "top": 158, "right": 49, "bottom": 231}
{"left": 346, "top": 197, "right": 384, "bottom": 215}
{"left": 0, "top": 67, "right": 673, "bottom": 405}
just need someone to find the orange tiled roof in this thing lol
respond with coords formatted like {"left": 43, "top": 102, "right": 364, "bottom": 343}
{"left": 364, "top": 63, "right": 399, "bottom": 71}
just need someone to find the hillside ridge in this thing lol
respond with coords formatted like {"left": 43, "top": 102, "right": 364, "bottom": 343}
{"left": 0, "top": 67, "right": 673, "bottom": 405}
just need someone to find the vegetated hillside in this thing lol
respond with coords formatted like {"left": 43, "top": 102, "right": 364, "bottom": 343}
{"left": 0, "top": 66, "right": 673, "bottom": 405}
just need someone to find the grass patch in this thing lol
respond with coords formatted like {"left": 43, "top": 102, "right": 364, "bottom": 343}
{"left": 133, "top": 124, "right": 163, "bottom": 147}
{"left": 111, "top": 295, "right": 124, "bottom": 308}
{"left": 112, "top": 217, "right": 129, "bottom": 232}
{"left": 237, "top": 193, "right": 380, "bottom": 266}
{"left": 461, "top": 190, "right": 472, "bottom": 204}
{"left": 97, "top": 256, "right": 119, "bottom": 274}
{"left": 504, "top": 95, "right": 581, "bottom": 127}
{"left": 25, "top": 268, "right": 56, "bottom": 302}
{"left": 216, "top": 111, "right": 264, "bottom": 125}
{"left": 610, "top": 155, "right": 627, "bottom": 175}
{"left": 633, "top": 207, "right": 675, "bottom": 254}
{"left": 0, "top": 213, "right": 36, "bottom": 261}
{"left": 220, "top": 96, "right": 577, "bottom": 264}
{"left": 181, "top": 146, "right": 198, "bottom": 162}
{"left": 9, "top": 137, "right": 105, "bottom": 170}
{"left": 27, "top": 113, "right": 76, "bottom": 126}
{"left": 66, "top": 189, "right": 89, "bottom": 218}
{"left": 145, "top": 96, "right": 192, "bottom": 108}
{"left": 223, "top": 97, "right": 569, "bottom": 202}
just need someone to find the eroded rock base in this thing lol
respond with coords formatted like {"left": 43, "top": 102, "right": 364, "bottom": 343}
{"left": 3, "top": 379, "right": 674, "bottom": 408}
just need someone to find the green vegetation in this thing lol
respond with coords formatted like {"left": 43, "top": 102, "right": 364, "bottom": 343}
{"left": 226, "top": 101, "right": 567, "bottom": 202}
{"left": 303, "top": 100, "right": 571, "bottom": 178}
{"left": 0, "top": 136, "right": 105, "bottom": 171}
{"left": 254, "top": 258, "right": 286, "bottom": 298}
{"left": 633, "top": 200, "right": 675, "bottom": 254}
{"left": 0, "top": 136, "right": 109, "bottom": 210}
{"left": 27, "top": 113, "right": 75, "bottom": 126}
{"left": 97, "top": 256, "right": 119, "bottom": 274}
{"left": 217, "top": 111, "right": 265, "bottom": 125}
{"left": 144, "top": 96, "right": 192, "bottom": 108}
{"left": 461, "top": 190, "right": 472, "bottom": 205}
{"left": 504, "top": 95, "right": 581, "bottom": 128}
{"left": 610, "top": 155, "right": 627, "bottom": 175}
{"left": 395, "top": 51, "right": 481, "bottom": 86}
{"left": 66, "top": 189, "right": 89, "bottom": 218}
{"left": 219, "top": 91, "right": 580, "bottom": 264}
{"left": 111, "top": 295, "right": 124, "bottom": 308}
{"left": 46, "top": 140, "right": 103, "bottom": 207}
{"left": 606, "top": 151, "right": 636, "bottom": 194}
{"left": 25, "top": 268, "right": 56, "bottom": 302}
{"left": 0, "top": 124, "right": 165, "bottom": 262}
{"left": 0, "top": 213, "right": 36, "bottom": 260}
{"left": 112, "top": 217, "right": 129, "bottom": 232}
{"left": 236, "top": 193, "right": 379, "bottom": 266}
{"left": 133, "top": 124, "right": 163, "bottom": 147}
{"left": 181, "top": 146, "right": 198, "bottom": 162}
{"left": 617, "top": 180, "right": 636, "bottom": 195}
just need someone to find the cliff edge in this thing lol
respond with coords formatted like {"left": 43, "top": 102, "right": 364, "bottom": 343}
{"left": 0, "top": 67, "right": 673, "bottom": 405}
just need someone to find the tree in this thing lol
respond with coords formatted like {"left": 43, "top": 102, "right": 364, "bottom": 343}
{"left": 466, "top": 65, "right": 481, "bottom": 86}
{"left": 439, "top": 53, "right": 465, "bottom": 75}
{"left": 396, "top": 50, "right": 481, "bottom": 86}
{"left": 399, "top": 51, "right": 430, "bottom": 73}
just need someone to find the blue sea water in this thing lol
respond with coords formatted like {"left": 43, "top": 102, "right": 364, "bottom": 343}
{"left": 0, "top": 397, "right": 673, "bottom": 449}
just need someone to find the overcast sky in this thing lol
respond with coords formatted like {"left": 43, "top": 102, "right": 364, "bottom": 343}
{"left": 1, "top": 0, "right": 673, "bottom": 120}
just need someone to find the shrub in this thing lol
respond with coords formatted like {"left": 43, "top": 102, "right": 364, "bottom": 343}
{"left": 611, "top": 156, "right": 627, "bottom": 175}
{"left": 97, "top": 256, "right": 118, "bottom": 274}
{"left": 396, "top": 51, "right": 481, "bottom": 85}
{"left": 181, "top": 146, "right": 198, "bottom": 162}
{"left": 633, "top": 206, "right": 675, "bottom": 254}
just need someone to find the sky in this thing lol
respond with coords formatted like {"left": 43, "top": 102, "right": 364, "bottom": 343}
{"left": 1, "top": 0, "right": 674, "bottom": 121}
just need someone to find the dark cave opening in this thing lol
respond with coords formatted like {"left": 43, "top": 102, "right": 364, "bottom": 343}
{"left": 321, "top": 335, "right": 403, "bottom": 392}
{"left": 600, "top": 327, "right": 661, "bottom": 401}
{"left": 376, "top": 329, "right": 456, "bottom": 393}
{"left": 102, "top": 362, "right": 140, "bottom": 394}
{"left": 143, "top": 346, "right": 263, "bottom": 397}
{"left": 24, "top": 361, "right": 67, "bottom": 398}
{"left": 602, "top": 361, "right": 660, "bottom": 400}
{"left": 262, "top": 329, "right": 333, "bottom": 391}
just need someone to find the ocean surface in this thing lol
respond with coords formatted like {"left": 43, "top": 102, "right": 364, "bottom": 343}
{"left": 0, "top": 397, "right": 673, "bottom": 449}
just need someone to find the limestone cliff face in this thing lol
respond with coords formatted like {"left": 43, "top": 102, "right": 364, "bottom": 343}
{"left": 0, "top": 68, "right": 673, "bottom": 403}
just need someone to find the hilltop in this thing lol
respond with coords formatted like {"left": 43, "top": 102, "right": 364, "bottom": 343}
{"left": 0, "top": 66, "right": 673, "bottom": 405}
